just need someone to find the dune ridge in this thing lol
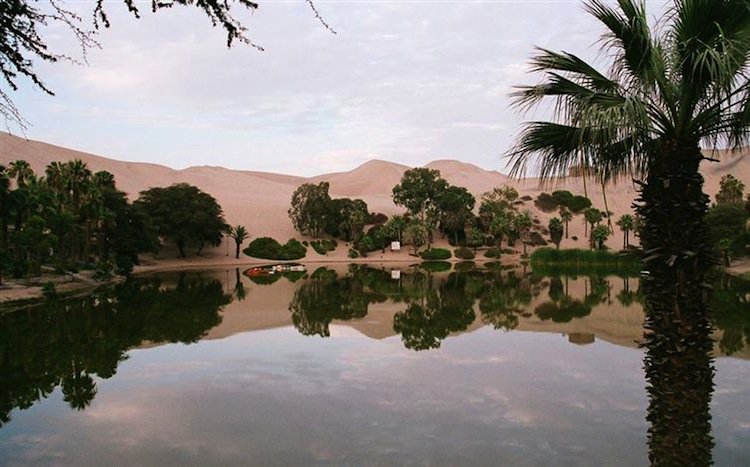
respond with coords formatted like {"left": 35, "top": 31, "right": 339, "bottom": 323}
{"left": 2, "top": 132, "right": 749, "bottom": 252}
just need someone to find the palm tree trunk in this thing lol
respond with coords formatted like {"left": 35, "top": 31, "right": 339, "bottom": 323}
{"left": 601, "top": 180, "right": 613, "bottom": 232}
{"left": 636, "top": 140, "right": 714, "bottom": 465}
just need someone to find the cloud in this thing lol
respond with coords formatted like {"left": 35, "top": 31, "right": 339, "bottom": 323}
{"left": 15, "top": 0, "right": 609, "bottom": 175}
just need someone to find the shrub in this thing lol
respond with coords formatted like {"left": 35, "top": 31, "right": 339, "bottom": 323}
{"left": 571, "top": 235, "right": 579, "bottom": 241}
{"left": 520, "top": 195, "right": 533, "bottom": 201}
{"left": 566, "top": 195, "right": 592, "bottom": 213}
{"left": 552, "top": 190, "right": 574, "bottom": 206}
{"left": 244, "top": 237, "right": 307, "bottom": 260}
{"left": 535, "top": 192, "right": 559, "bottom": 212}
{"left": 455, "top": 261, "right": 476, "bottom": 272}
{"left": 484, "top": 247, "right": 502, "bottom": 258}
{"left": 348, "top": 248, "right": 359, "bottom": 259}
{"left": 454, "top": 247, "right": 475, "bottom": 260}
{"left": 368, "top": 212, "right": 389, "bottom": 225}
{"left": 419, "top": 248, "right": 452, "bottom": 260}
{"left": 310, "top": 238, "right": 337, "bottom": 255}
{"left": 419, "top": 261, "right": 452, "bottom": 272}
{"left": 529, "top": 231, "right": 548, "bottom": 246}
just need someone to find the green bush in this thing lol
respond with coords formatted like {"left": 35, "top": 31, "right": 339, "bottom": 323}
{"left": 454, "top": 247, "right": 475, "bottom": 260}
{"left": 484, "top": 247, "right": 502, "bottom": 258}
{"left": 311, "top": 238, "right": 337, "bottom": 255}
{"left": 419, "top": 261, "right": 452, "bottom": 272}
{"left": 243, "top": 237, "right": 307, "bottom": 260}
{"left": 419, "top": 248, "right": 452, "bottom": 260}
{"left": 535, "top": 192, "right": 559, "bottom": 212}
{"left": 530, "top": 247, "right": 641, "bottom": 276}
{"left": 566, "top": 195, "right": 592, "bottom": 213}
{"left": 348, "top": 248, "right": 359, "bottom": 259}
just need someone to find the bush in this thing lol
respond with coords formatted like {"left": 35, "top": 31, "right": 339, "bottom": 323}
{"left": 484, "top": 247, "right": 502, "bottom": 258}
{"left": 311, "top": 238, "right": 337, "bottom": 255}
{"left": 454, "top": 247, "right": 475, "bottom": 260}
{"left": 419, "top": 261, "right": 452, "bottom": 272}
{"left": 529, "top": 247, "right": 641, "bottom": 276}
{"left": 244, "top": 237, "right": 307, "bottom": 260}
{"left": 419, "top": 248, "right": 452, "bottom": 260}
{"left": 348, "top": 248, "right": 359, "bottom": 259}
{"left": 529, "top": 231, "right": 548, "bottom": 246}
{"left": 571, "top": 235, "right": 579, "bottom": 241}
{"left": 535, "top": 192, "right": 559, "bottom": 212}
{"left": 566, "top": 195, "right": 592, "bottom": 213}
{"left": 455, "top": 261, "right": 476, "bottom": 272}
{"left": 368, "top": 212, "right": 388, "bottom": 225}
{"left": 552, "top": 190, "right": 574, "bottom": 206}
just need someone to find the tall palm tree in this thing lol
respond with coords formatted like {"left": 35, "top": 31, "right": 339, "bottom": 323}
{"left": 559, "top": 207, "right": 573, "bottom": 239}
{"left": 229, "top": 225, "right": 249, "bottom": 259}
{"left": 507, "top": 0, "right": 750, "bottom": 317}
{"left": 617, "top": 214, "right": 635, "bottom": 249}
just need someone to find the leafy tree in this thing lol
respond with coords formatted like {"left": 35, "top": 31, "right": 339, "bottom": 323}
{"left": 616, "top": 214, "right": 635, "bottom": 249}
{"left": 289, "top": 182, "right": 332, "bottom": 238}
{"left": 435, "top": 185, "right": 476, "bottom": 244}
{"left": 136, "top": 183, "right": 227, "bottom": 258}
{"left": 392, "top": 168, "right": 448, "bottom": 221}
{"left": 229, "top": 225, "right": 250, "bottom": 259}
{"left": 583, "top": 207, "right": 603, "bottom": 240}
{"left": 716, "top": 174, "right": 745, "bottom": 206}
{"left": 465, "top": 226, "right": 485, "bottom": 253}
{"left": 548, "top": 217, "right": 564, "bottom": 249}
{"left": 591, "top": 224, "right": 610, "bottom": 250}
{"left": 706, "top": 203, "right": 748, "bottom": 256}
{"left": 383, "top": 215, "right": 408, "bottom": 243}
{"left": 1, "top": 0, "right": 335, "bottom": 128}
{"left": 404, "top": 220, "right": 429, "bottom": 254}
{"left": 513, "top": 211, "right": 533, "bottom": 255}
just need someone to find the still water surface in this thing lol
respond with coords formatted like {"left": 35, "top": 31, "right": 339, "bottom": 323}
{"left": 1, "top": 264, "right": 749, "bottom": 465}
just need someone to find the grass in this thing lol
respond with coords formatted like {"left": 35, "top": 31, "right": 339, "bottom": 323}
{"left": 530, "top": 247, "right": 641, "bottom": 276}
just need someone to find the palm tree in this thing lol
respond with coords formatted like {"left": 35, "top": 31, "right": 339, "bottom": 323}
{"left": 616, "top": 214, "right": 635, "bottom": 249}
{"left": 583, "top": 207, "right": 603, "bottom": 245}
{"left": 7, "top": 160, "right": 34, "bottom": 187}
{"left": 229, "top": 225, "right": 249, "bottom": 259}
{"left": 508, "top": 0, "right": 750, "bottom": 310}
{"left": 559, "top": 207, "right": 573, "bottom": 239}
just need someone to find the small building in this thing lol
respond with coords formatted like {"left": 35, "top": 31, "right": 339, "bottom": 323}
{"left": 390, "top": 241, "right": 401, "bottom": 252}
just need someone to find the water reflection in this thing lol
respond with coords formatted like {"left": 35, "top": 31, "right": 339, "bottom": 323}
{"left": 0, "top": 273, "right": 231, "bottom": 427}
{"left": 1, "top": 263, "right": 749, "bottom": 464}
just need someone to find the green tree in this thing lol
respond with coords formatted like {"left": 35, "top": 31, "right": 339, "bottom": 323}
{"left": 465, "top": 226, "right": 485, "bottom": 253}
{"left": 229, "top": 225, "right": 250, "bottom": 259}
{"left": 392, "top": 168, "right": 448, "bottom": 221}
{"left": 506, "top": 3, "right": 750, "bottom": 410}
{"left": 7, "top": 160, "right": 34, "bottom": 188}
{"left": 136, "top": 184, "right": 227, "bottom": 258}
{"left": 513, "top": 211, "right": 533, "bottom": 255}
{"left": 559, "top": 206, "right": 573, "bottom": 239}
{"left": 583, "top": 207, "right": 603, "bottom": 241}
{"left": 404, "top": 220, "right": 429, "bottom": 255}
{"left": 436, "top": 185, "right": 476, "bottom": 245}
{"left": 591, "top": 224, "right": 610, "bottom": 250}
{"left": 616, "top": 214, "right": 635, "bottom": 249}
{"left": 383, "top": 215, "right": 408, "bottom": 243}
{"left": 289, "top": 182, "right": 332, "bottom": 238}
{"left": 548, "top": 217, "right": 564, "bottom": 249}
{"left": 716, "top": 174, "right": 745, "bottom": 206}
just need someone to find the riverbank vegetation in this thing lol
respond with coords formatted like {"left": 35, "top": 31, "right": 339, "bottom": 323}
{"left": 0, "top": 160, "right": 229, "bottom": 284}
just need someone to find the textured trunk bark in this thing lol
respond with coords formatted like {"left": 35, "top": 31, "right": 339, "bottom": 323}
{"left": 637, "top": 139, "right": 715, "bottom": 466}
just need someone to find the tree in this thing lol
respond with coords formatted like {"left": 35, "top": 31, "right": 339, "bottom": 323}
{"left": 289, "top": 182, "right": 332, "bottom": 238}
{"left": 404, "top": 220, "right": 428, "bottom": 255}
{"left": 436, "top": 185, "right": 476, "bottom": 245}
{"left": 392, "top": 168, "right": 448, "bottom": 221}
{"left": 513, "top": 211, "right": 533, "bottom": 255}
{"left": 716, "top": 174, "right": 745, "bottom": 206}
{"left": 136, "top": 184, "right": 227, "bottom": 258}
{"left": 591, "top": 224, "right": 610, "bottom": 250}
{"left": 489, "top": 211, "right": 512, "bottom": 249}
{"left": 1, "top": 1, "right": 335, "bottom": 128}
{"left": 583, "top": 207, "right": 603, "bottom": 242}
{"left": 548, "top": 217, "right": 564, "bottom": 249}
{"left": 383, "top": 215, "right": 408, "bottom": 243}
{"left": 7, "top": 160, "right": 34, "bottom": 187}
{"left": 506, "top": 4, "right": 750, "bottom": 422}
{"left": 559, "top": 207, "right": 573, "bottom": 239}
{"left": 616, "top": 214, "right": 635, "bottom": 249}
{"left": 229, "top": 225, "right": 249, "bottom": 259}
{"left": 465, "top": 226, "right": 485, "bottom": 253}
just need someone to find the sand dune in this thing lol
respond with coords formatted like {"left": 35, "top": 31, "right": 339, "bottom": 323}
{"left": 2, "top": 132, "right": 748, "bottom": 253}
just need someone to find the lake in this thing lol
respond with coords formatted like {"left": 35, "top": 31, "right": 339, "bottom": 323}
{"left": 1, "top": 263, "right": 749, "bottom": 466}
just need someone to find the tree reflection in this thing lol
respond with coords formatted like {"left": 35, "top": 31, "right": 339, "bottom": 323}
{"left": 0, "top": 273, "right": 230, "bottom": 426}
{"left": 642, "top": 269, "right": 715, "bottom": 466}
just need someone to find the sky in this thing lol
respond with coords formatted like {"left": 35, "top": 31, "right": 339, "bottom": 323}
{"left": 8, "top": 1, "right": 665, "bottom": 176}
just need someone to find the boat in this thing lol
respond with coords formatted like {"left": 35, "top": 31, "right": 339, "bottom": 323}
{"left": 245, "top": 263, "right": 306, "bottom": 277}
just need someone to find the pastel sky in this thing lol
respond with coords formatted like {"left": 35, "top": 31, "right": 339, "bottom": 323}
{"left": 9, "top": 1, "right": 667, "bottom": 176}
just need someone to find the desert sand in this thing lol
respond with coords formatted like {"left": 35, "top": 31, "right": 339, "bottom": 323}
{"left": 1, "top": 131, "right": 749, "bottom": 265}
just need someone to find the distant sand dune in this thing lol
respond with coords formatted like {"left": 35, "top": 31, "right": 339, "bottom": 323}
{"left": 2, "top": 132, "right": 748, "bottom": 254}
